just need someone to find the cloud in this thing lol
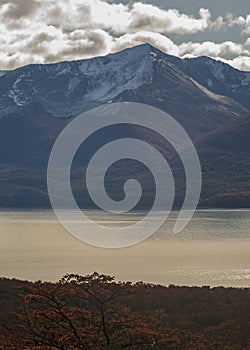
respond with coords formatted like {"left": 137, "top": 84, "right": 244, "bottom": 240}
{"left": 36, "top": 1, "right": 223, "bottom": 35}
{"left": 39, "top": 0, "right": 130, "bottom": 33}
{"left": 0, "top": 0, "right": 249, "bottom": 71}
{"left": 112, "top": 31, "right": 179, "bottom": 56}
{"left": 0, "top": 0, "right": 39, "bottom": 19}
{"left": 179, "top": 41, "right": 248, "bottom": 58}
{"left": 29, "top": 0, "right": 224, "bottom": 37}
{"left": 226, "top": 13, "right": 246, "bottom": 27}
{"left": 226, "top": 13, "right": 250, "bottom": 35}
{"left": 112, "top": 34, "right": 250, "bottom": 71}
{"left": 245, "top": 38, "right": 250, "bottom": 47}
{"left": 242, "top": 14, "right": 250, "bottom": 34}
{"left": 45, "top": 29, "right": 113, "bottom": 62}
{"left": 128, "top": 5, "right": 218, "bottom": 34}
{"left": 219, "top": 56, "right": 250, "bottom": 71}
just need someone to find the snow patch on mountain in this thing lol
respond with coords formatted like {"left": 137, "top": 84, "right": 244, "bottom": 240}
{"left": 182, "top": 55, "right": 250, "bottom": 109}
{"left": 205, "top": 59, "right": 226, "bottom": 82}
{"left": 190, "top": 78, "right": 229, "bottom": 103}
{"left": 207, "top": 78, "right": 214, "bottom": 88}
{"left": 0, "top": 44, "right": 249, "bottom": 119}
{"left": 0, "top": 44, "right": 154, "bottom": 118}
{"left": 67, "top": 77, "right": 81, "bottom": 94}
{"left": 240, "top": 74, "right": 250, "bottom": 86}
{"left": 78, "top": 44, "right": 153, "bottom": 102}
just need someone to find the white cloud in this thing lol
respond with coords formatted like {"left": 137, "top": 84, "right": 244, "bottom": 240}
{"left": 36, "top": 1, "right": 222, "bottom": 35}
{"left": 218, "top": 56, "right": 250, "bottom": 71}
{"left": 179, "top": 41, "right": 248, "bottom": 58}
{"left": 0, "top": 0, "right": 249, "bottom": 71}
{"left": 245, "top": 38, "right": 250, "bottom": 46}
{"left": 226, "top": 13, "right": 246, "bottom": 27}
{"left": 242, "top": 14, "right": 250, "bottom": 34}
{"left": 112, "top": 31, "right": 179, "bottom": 56}
{"left": 128, "top": 5, "right": 217, "bottom": 34}
{"left": 226, "top": 13, "right": 250, "bottom": 35}
{"left": 38, "top": 0, "right": 130, "bottom": 33}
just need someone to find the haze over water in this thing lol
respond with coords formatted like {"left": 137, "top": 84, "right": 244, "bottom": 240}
{"left": 0, "top": 209, "right": 249, "bottom": 287}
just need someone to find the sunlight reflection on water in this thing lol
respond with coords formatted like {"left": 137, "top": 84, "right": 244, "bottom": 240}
{"left": 0, "top": 209, "right": 249, "bottom": 287}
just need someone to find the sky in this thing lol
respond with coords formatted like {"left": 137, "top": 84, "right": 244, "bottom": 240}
{"left": 0, "top": 0, "right": 249, "bottom": 71}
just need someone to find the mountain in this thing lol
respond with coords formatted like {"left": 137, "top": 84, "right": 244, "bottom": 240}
{"left": 196, "top": 113, "right": 250, "bottom": 207}
{"left": 177, "top": 56, "right": 250, "bottom": 110}
{"left": 0, "top": 45, "right": 153, "bottom": 119}
{"left": 0, "top": 43, "right": 249, "bottom": 208}
{"left": 0, "top": 71, "right": 7, "bottom": 77}
{"left": 0, "top": 45, "right": 246, "bottom": 128}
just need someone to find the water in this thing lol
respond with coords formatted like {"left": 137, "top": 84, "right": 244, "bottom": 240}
{"left": 0, "top": 209, "right": 249, "bottom": 287}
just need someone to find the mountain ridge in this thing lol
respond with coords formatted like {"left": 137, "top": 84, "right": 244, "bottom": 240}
{"left": 0, "top": 43, "right": 249, "bottom": 208}
{"left": 0, "top": 43, "right": 249, "bottom": 119}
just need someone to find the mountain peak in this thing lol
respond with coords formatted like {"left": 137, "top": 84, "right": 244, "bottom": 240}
{"left": 118, "top": 43, "right": 169, "bottom": 58}
{"left": 0, "top": 43, "right": 156, "bottom": 118}
{"left": 0, "top": 42, "right": 249, "bottom": 120}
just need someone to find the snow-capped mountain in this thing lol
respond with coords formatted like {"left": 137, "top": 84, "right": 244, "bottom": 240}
{"left": 0, "top": 44, "right": 250, "bottom": 208}
{"left": 0, "top": 45, "right": 153, "bottom": 119}
{"left": 180, "top": 56, "right": 250, "bottom": 110}
{"left": 0, "top": 44, "right": 248, "bottom": 124}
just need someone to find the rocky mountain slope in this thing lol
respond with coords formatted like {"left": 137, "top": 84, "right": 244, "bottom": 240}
{"left": 0, "top": 44, "right": 249, "bottom": 208}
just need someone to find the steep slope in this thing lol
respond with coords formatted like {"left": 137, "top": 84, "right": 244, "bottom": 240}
{"left": 0, "top": 104, "right": 69, "bottom": 163}
{"left": 196, "top": 114, "right": 250, "bottom": 207}
{"left": 0, "top": 44, "right": 249, "bottom": 208}
{"left": 0, "top": 44, "right": 247, "bottom": 131}
{"left": 0, "top": 45, "right": 153, "bottom": 119}
{"left": 114, "top": 47, "right": 247, "bottom": 137}
{"left": 176, "top": 56, "right": 250, "bottom": 110}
